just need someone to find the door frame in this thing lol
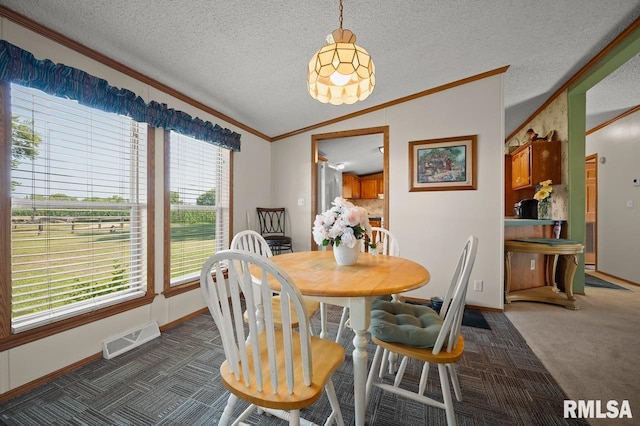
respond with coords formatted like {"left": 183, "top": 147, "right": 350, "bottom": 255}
{"left": 585, "top": 153, "right": 598, "bottom": 267}
{"left": 310, "top": 126, "right": 389, "bottom": 251}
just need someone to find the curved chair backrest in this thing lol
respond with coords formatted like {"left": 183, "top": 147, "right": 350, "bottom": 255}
{"left": 368, "top": 227, "right": 400, "bottom": 256}
{"left": 200, "top": 249, "right": 313, "bottom": 392}
{"left": 231, "top": 230, "right": 273, "bottom": 258}
{"left": 256, "top": 207, "right": 287, "bottom": 237}
{"left": 433, "top": 235, "right": 478, "bottom": 355}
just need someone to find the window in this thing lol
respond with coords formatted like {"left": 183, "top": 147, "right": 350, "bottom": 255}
{"left": 165, "top": 131, "right": 231, "bottom": 289}
{"left": 6, "top": 84, "right": 151, "bottom": 333}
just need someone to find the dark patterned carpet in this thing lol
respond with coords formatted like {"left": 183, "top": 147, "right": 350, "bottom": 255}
{"left": 0, "top": 306, "right": 587, "bottom": 425}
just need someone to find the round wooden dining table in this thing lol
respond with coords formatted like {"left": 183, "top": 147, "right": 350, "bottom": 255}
{"left": 267, "top": 250, "right": 430, "bottom": 426}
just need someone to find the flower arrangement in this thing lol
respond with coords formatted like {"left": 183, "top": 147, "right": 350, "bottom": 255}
{"left": 313, "top": 197, "right": 371, "bottom": 248}
{"left": 534, "top": 179, "right": 553, "bottom": 219}
{"left": 534, "top": 179, "right": 553, "bottom": 201}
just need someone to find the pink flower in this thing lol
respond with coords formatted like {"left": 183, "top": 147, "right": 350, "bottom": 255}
{"left": 343, "top": 207, "right": 361, "bottom": 227}
{"left": 313, "top": 197, "right": 371, "bottom": 247}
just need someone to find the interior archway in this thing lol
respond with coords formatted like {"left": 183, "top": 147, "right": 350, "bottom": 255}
{"left": 310, "top": 126, "right": 389, "bottom": 251}
{"left": 566, "top": 24, "right": 640, "bottom": 292}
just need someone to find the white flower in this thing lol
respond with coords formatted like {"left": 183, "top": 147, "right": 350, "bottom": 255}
{"left": 312, "top": 197, "right": 371, "bottom": 247}
{"left": 340, "top": 227, "right": 356, "bottom": 248}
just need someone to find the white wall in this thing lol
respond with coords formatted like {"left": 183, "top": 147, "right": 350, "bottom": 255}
{"left": 272, "top": 75, "right": 505, "bottom": 309}
{"left": 586, "top": 109, "right": 640, "bottom": 283}
{"left": 0, "top": 18, "right": 272, "bottom": 394}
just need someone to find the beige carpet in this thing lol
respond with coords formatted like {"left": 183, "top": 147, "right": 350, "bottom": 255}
{"left": 504, "top": 271, "right": 640, "bottom": 425}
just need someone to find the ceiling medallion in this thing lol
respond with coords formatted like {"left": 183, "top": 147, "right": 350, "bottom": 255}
{"left": 307, "top": 0, "right": 375, "bottom": 105}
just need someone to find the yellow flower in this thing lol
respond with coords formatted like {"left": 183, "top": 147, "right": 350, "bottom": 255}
{"left": 534, "top": 188, "right": 550, "bottom": 200}
{"left": 534, "top": 180, "right": 553, "bottom": 201}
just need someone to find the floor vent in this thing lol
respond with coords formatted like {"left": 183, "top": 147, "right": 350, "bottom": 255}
{"left": 102, "top": 322, "right": 160, "bottom": 359}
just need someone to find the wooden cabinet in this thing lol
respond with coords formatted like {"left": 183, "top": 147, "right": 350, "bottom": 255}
{"left": 511, "top": 147, "right": 531, "bottom": 189}
{"left": 504, "top": 154, "right": 520, "bottom": 216}
{"left": 360, "top": 178, "right": 378, "bottom": 199}
{"left": 359, "top": 172, "right": 383, "bottom": 199}
{"left": 510, "top": 141, "right": 561, "bottom": 190}
{"left": 342, "top": 174, "right": 360, "bottom": 199}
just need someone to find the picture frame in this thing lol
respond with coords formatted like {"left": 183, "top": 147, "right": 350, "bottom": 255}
{"left": 409, "top": 135, "right": 477, "bottom": 191}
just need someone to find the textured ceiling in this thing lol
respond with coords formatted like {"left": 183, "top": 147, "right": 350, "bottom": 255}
{"left": 0, "top": 0, "right": 638, "bottom": 142}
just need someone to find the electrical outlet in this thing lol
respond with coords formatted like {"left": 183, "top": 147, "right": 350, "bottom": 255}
{"left": 473, "top": 280, "right": 483, "bottom": 292}
{"left": 530, "top": 259, "right": 535, "bottom": 270}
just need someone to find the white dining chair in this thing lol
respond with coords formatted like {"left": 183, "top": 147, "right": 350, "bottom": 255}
{"left": 334, "top": 227, "right": 400, "bottom": 343}
{"left": 200, "top": 249, "right": 345, "bottom": 426}
{"left": 231, "top": 230, "right": 320, "bottom": 334}
{"left": 365, "top": 236, "right": 478, "bottom": 426}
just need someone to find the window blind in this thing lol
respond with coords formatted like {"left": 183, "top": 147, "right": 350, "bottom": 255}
{"left": 10, "top": 84, "right": 148, "bottom": 332}
{"left": 169, "top": 131, "right": 230, "bottom": 285}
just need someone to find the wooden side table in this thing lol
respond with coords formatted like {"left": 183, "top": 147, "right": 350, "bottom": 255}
{"left": 504, "top": 239, "right": 584, "bottom": 310}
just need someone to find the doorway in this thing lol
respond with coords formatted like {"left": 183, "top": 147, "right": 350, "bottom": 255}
{"left": 585, "top": 154, "right": 597, "bottom": 266}
{"left": 310, "top": 126, "right": 389, "bottom": 251}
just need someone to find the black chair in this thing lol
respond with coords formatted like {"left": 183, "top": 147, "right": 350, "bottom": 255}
{"left": 256, "top": 207, "right": 293, "bottom": 254}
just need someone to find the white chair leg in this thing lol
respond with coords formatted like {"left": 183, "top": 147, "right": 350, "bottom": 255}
{"left": 366, "top": 345, "right": 384, "bottom": 403}
{"left": 289, "top": 409, "right": 300, "bottom": 426}
{"left": 231, "top": 404, "right": 258, "bottom": 426}
{"left": 387, "top": 351, "right": 399, "bottom": 374}
{"left": 447, "top": 364, "right": 463, "bottom": 401}
{"left": 309, "top": 320, "right": 318, "bottom": 337}
{"left": 324, "top": 380, "right": 345, "bottom": 426}
{"left": 379, "top": 348, "right": 389, "bottom": 378}
{"left": 393, "top": 356, "right": 409, "bottom": 386}
{"left": 335, "top": 307, "right": 349, "bottom": 342}
{"left": 219, "top": 394, "right": 238, "bottom": 426}
{"left": 418, "top": 362, "right": 430, "bottom": 395}
{"left": 261, "top": 408, "right": 313, "bottom": 426}
{"left": 437, "top": 363, "right": 457, "bottom": 426}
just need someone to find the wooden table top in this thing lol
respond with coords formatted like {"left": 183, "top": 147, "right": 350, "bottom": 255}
{"left": 265, "top": 250, "right": 430, "bottom": 298}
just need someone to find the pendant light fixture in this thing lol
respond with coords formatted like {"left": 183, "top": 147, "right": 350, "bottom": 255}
{"left": 307, "top": 0, "right": 375, "bottom": 105}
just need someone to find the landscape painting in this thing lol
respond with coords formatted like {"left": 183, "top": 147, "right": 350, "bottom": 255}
{"left": 409, "top": 135, "right": 477, "bottom": 191}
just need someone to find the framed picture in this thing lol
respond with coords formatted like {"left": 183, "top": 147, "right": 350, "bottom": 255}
{"left": 409, "top": 135, "right": 477, "bottom": 191}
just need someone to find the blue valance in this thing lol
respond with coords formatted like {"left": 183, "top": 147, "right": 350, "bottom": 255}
{"left": 0, "top": 40, "right": 241, "bottom": 152}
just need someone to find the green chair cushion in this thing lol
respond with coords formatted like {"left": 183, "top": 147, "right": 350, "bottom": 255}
{"left": 369, "top": 300, "right": 443, "bottom": 349}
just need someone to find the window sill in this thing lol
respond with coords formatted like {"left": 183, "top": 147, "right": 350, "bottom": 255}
{"left": 163, "top": 269, "right": 228, "bottom": 299}
{"left": 0, "top": 293, "right": 155, "bottom": 352}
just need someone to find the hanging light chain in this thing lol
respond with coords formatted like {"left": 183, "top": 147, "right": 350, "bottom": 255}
{"left": 338, "top": 0, "right": 343, "bottom": 30}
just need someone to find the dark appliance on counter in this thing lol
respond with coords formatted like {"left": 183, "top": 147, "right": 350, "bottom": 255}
{"left": 514, "top": 198, "right": 538, "bottom": 219}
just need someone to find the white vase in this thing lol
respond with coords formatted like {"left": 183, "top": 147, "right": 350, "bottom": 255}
{"left": 333, "top": 243, "right": 359, "bottom": 266}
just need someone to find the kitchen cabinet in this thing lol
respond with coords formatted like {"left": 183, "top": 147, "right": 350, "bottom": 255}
{"left": 510, "top": 141, "right": 561, "bottom": 190}
{"left": 504, "top": 154, "right": 520, "bottom": 216}
{"left": 360, "top": 178, "right": 378, "bottom": 199}
{"left": 359, "top": 172, "right": 383, "bottom": 199}
{"left": 342, "top": 174, "right": 360, "bottom": 199}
